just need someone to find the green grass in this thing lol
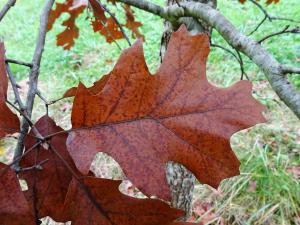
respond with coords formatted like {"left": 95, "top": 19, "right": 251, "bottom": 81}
{"left": 0, "top": 0, "right": 300, "bottom": 224}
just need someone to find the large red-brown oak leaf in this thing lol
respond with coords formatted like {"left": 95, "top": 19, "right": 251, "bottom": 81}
{"left": 0, "top": 42, "right": 20, "bottom": 138}
{"left": 67, "top": 25, "right": 266, "bottom": 201}
{"left": 19, "top": 115, "right": 79, "bottom": 222}
{"left": 0, "top": 163, "right": 35, "bottom": 225}
{"left": 64, "top": 176, "right": 186, "bottom": 225}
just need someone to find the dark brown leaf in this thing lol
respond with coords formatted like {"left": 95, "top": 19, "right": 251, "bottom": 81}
{"left": 64, "top": 176, "right": 184, "bottom": 225}
{"left": 0, "top": 42, "right": 20, "bottom": 138}
{"left": 19, "top": 115, "right": 79, "bottom": 222}
{"left": 67, "top": 25, "right": 266, "bottom": 201}
{"left": 0, "top": 163, "right": 35, "bottom": 225}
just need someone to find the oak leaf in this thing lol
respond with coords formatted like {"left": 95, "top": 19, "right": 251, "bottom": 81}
{"left": 99, "top": 17, "right": 124, "bottom": 43}
{"left": 67, "top": 25, "right": 266, "bottom": 201}
{"left": 47, "top": 0, "right": 143, "bottom": 49}
{"left": 19, "top": 115, "right": 79, "bottom": 222}
{"left": 0, "top": 42, "right": 20, "bottom": 138}
{"left": 123, "top": 5, "right": 144, "bottom": 39}
{"left": 0, "top": 163, "right": 35, "bottom": 225}
{"left": 64, "top": 176, "right": 185, "bottom": 225}
{"left": 48, "top": 0, "right": 86, "bottom": 50}
{"left": 89, "top": 0, "right": 106, "bottom": 32}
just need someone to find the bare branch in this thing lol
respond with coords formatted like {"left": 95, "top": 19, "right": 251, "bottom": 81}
{"left": 248, "top": 0, "right": 270, "bottom": 20}
{"left": 258, "top": 25, "right": 300, "bottom": 43}
{"left": 18, "top": 159, "right": 49, "bottom": 173}
{"left": 12, "top": 0, "right": 55, "bottom": 170}
{"left": 5, "top": 63, "right": 26, "bottom": 110}
{"left": 235, "top": 50, "right": 249, "bottom": 80}
{"left": 6, "top": 63, "right": 44, "bottom": 141}
{"left": 248, "top": 15, "right": 267, "bottom": 36}
{"left": 0, "top": 0, "right": 16, "bottom": 22}
{"left": 282, "top": 65, "right": 300, "bottom": 75}
{"left": 6, "top": 58, "right": 33, "bottom": 68}
{"left": 6, "top": 100, "right": 33, "bottom": 126}
{"left": 0, "top": 141, "right": 43, "bottom": 175}
{"left": 211, "top": 43, "right": 248, "bottom": 80}
{"left": 247, "top": 0, "right": 300, "bottom": 35}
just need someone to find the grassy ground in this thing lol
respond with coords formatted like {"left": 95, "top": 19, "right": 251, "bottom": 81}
{"left": 0, "top": 0, "right": 300, "bottom": 224}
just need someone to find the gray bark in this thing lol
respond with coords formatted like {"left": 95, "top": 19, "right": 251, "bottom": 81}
{"left": 0, "top": 0, "right": 16, "bottom": 22}
{"left": 160, "top": 0, "right": 217, "bottom": 60}
{"left": 160, "top": 0, "right": 217, "bottom": 218}
{"left": 12, "top": 0, "right": 54, "bottom": 170}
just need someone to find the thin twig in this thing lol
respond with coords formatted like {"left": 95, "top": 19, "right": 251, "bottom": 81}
{"left": 248, "top": 15, "right": 267, "bottom": 36}
{"left": 5, "top": 62, "right": 26, "bottom": 110}
{"left": 36, "top": 90, "right": 65, "bottom": 106}
{"left": 95, "top": 0, "right": 132, "bottom": 46}
{"left": 247, "top": 0, "right": 300, "bottom": 35}
{"left": 281, "top": 65, "right": 300, "bottom": 75}
{"left": 211, "top": 43, "right": 248, "bottom": 80}
{"left": 0, "top": 141, "right": 42, "bottom": 176}
{"left": 36, "top": 90, "right": 49, "bottom": 115}
{"left": 6, "top": 100, "right": 44, "bottom": 140}
{"left": 211, "top": 43, "right": 240, "bottom": 63}
{"left": 12, "top": 0, "right": 55, "bottom": 170}
{"left": 6, "top": 58, "right": 33, "bottom": 68}
{"left": 47, "top": 97, "right": 65, "bottom": 105}
{"left": 258, "top": 25, "right": 300, "bottom": 43}
{"left": 35, "top": 91, "right": 66, "bottom": 114}
{"left": 18, "top": 159, "right": 49, "bottom": 173}
{"left": 0, "top": 0, "right": 16, "bottom": 22}
{"left": 6, "top": 100, "right": 33, "bottom": 126}
{"left": 235, "top": 50, "right": 249, "bottom": 80}
{"left": 32, "top": 145, "right": 41, "bottom": 225}
{"left": 248, "top": 0, "right": 270, "bottom": 20}
{"left": 6, "top": 61, "right": 44, "bottom": 139}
